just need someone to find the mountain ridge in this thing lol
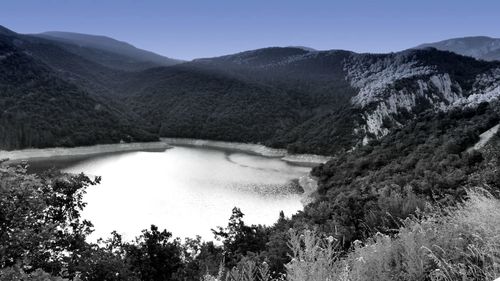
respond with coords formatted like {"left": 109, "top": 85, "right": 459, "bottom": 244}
{"left": 35, "top": 30, "right": 183, "bottom": 71}
{"left": 416, "top": 36, "right": 500, "bottom": 61}
{"left": 1, "top": 24, "right": 500, "bottom": 154}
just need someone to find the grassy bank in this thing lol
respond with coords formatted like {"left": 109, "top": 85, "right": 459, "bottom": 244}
{"left": 204, "top": 189, "right": 500, "bottom": 281}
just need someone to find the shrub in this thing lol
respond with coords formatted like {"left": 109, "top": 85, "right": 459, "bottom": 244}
{"left": 0, "top": 265, "right": 71, "bottom": 281}
{"left": 201, "top": 259, "right": 276, "bottom": 281}
{"left": 285, "top": 229, "right": 347, "bottom": 281}
{"left": 203, "top": 229, "right": 346, "bottom": 281}
{"left": 346, "top": 189, "right": 500, "bottom": 281}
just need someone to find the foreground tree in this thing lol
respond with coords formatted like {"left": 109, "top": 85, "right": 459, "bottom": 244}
{"left": 0, "top": 160, "right": 156, "bottom": 280}
{"left": 0, "top": 160, "right": 99, "bottom": 278}
{"left": 213, "top": 208, "right": 270, "bottom": 269}
{"left": 124, "top": 225, "right": 183, "bottom": 281}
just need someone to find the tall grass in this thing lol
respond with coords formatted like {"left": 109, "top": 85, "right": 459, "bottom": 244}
{"left": 201, "top": 259, "right": 275, "bottom": 281}
{"left": 285, "top": 229, "right": 347, "bottom": 281}
{"left": 347, "top": 189, "right": 500, "bottom": 281}
{"left": 202, "top": 229, "right": 346, "bottom": 281}
{"left": 203, "top": 189, "right": 500, "bottom": 281}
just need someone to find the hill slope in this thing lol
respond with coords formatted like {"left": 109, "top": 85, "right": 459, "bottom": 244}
{"left": 35, "top": 31, "right": 182, "bottom": 71}
{"left": 122, "top": 47, "right": 500, "bottom": 154}
{"left": 416, "top": 36, "right": 500, "bottom": 61}
{"left": 2, "top": 24, "right": 500, "bottom": 154}
{"left": 0, "top": 27, "right": 157, "bottom": 150}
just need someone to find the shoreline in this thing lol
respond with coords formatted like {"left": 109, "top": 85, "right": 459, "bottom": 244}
{"left": 161, "top": 138, "right": 332, "bottom": 165}
{"left": 0, "top": 138, "right": 323, "bottom": 206}
{"left": 160, "top": 138, "right": 328, "bottom": 206}
{"left": 0, "top": 138, "right": 332, "bottom": 165}
{"left": 0, "top": 141, "right": 172, "bottom": 162}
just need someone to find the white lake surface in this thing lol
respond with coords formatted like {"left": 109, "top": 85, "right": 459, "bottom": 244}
{"left": 24, "top": 145, "right": 312, "bottom": 242}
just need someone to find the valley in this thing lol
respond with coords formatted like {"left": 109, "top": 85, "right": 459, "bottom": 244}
{"left": 2, "top": 25, "right": 500, "bottom": 155}
{"left": 1, "top": 21, "right": 500, "bottom": 281}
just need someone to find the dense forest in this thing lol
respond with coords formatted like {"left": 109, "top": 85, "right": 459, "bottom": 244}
{"left": 1, "top": 101, "right": 499, "bottom": 280}
{"left": 0, "top": 30, "right": 157, "bottom": 150}
{"left": 120, "top": 64, "right": 360, "bottom": 155}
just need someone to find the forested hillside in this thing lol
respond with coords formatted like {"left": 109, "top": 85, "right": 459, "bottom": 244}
{"left": 123, "top": 48, "right": 500, "bottom": 154}
{"left": 0, "top": 29, "right": 156, "bottom": 150}
{"left": 120, "top": 63, "right": 361, "bottom": 154}
{"left": 206, "top": 100, "right": 500, "bottom": 279}
{"left": 206, "top": 100, "right": 500, "bottom": 277}
{"left": 1, "top": 24, "right": 500, "bottom": 156}
{"left": 36, "top": 31, "right": 182, "bottom": 71}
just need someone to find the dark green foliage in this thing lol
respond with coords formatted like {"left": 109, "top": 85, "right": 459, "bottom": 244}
{"left": 301, "top": 102, "right": 500, "bottom": 247}
{"left": 3, "top": 25, "right": 500, "bottom": 156}
{"left": 2, "top": 97, "right": 500, "bottom": 280}
{"left": 0, "top": 35, "right": 157, "bottom": 150}
{"left": 213, "top": 208, "right": 270, "bottom": 269}
{"left": 178, "top": 236, "right": 224, "bottom": 280}
{"left": 0, "top": 161, "right": 99, "bottom": 276}
{"left": 124, "top": 226, "right": 183, "bottom": 281}
{"left": 0, "top": 161, "right": 218, "bottom": 281}
{"left": 0, "top": 265, "right": 68, "bottom": 281}
{"left": 222, "top": 102, "right": 500, "bottom": 276}
{"left": 122, "top": 50, "right": 359, "bottom": 155}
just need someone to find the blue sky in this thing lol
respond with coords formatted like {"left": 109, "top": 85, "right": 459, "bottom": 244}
{"left": 2, "top": 0, "right": 499, "bottom": 60}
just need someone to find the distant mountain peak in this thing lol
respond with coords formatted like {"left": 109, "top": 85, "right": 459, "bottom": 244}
{"left": 286, "top": 46, "right": 317, "bottom": 52}
{"left": 40, "top": 31, "right": 138, "bottom": 50}
{"left": 35, "top": 31, "right": 182, "bottom": 70}
{"left": 0, "top": 25, "right": 16, "bottom": 36}
{"left": 415, "top": 36, "right": 500, "bottom": 61}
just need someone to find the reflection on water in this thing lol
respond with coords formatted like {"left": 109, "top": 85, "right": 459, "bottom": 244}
{"left": 29, "top": 146, "right": 311, "bottom": 241}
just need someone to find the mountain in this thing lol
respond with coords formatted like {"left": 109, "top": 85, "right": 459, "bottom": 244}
{"left": 121, "top": 47, "right": 500, "bottom": 154}
{"left": 416, "top": 36, "right": 500, "bottom": 61}
{"left": 0, "top": 26, "right": 157, "bottom": 150}
{"left": 343, "top": 49, "right": 500, "bottom": 142}
{"left": 123, "top": 48, "right": 361, "bottom": 154}
{"left": 1, "top": 24, "right": 500, "bottom": 154}
{"left": 0, "top": 25, "right": 16, "bottom": 36}
{"left": 35, "top": 31, "right": 182, "bottom": 71}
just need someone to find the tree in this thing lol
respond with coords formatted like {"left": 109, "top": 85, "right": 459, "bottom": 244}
{"left": 212, "top": 208, "right": 270, "bottom": 269}
{"left": 125, "top": 225, "right": 183, "bottom": 281}
{"left": 0, "top": 161, "right": 99, "bottom": 278}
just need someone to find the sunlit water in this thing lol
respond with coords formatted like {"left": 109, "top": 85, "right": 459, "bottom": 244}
{"left": 28, "top": 146, "right": 311, "bottom": 242}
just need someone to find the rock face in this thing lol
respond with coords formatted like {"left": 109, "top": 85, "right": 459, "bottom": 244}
{"left": 342, "top": 50, "right": 500, "bottom": 143}
{"left": 190, "top": 47, "right": 500, "bottom": 147}
{"left": 466, "top": 123, "right": 500, "bottom": 152}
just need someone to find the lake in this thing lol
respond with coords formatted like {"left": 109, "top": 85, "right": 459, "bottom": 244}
{"left": 25, "top": 144, "right": 314, "bottom": 242}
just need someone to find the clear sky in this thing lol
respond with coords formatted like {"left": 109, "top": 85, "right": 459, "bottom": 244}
{"left": 1, "top": 0, "right": 500, "bottom": 60}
